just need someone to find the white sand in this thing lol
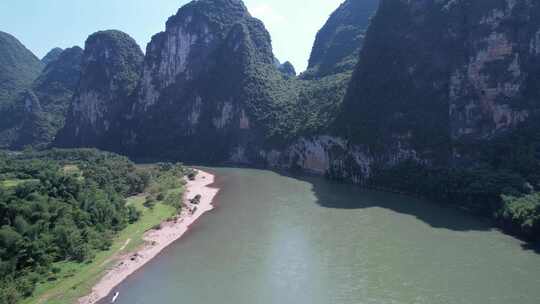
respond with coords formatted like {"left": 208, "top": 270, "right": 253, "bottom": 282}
{"left": 78, "top": 169, "right": 219, "bottom": 304}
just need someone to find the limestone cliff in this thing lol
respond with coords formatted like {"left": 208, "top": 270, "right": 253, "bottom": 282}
{"left": 331, "top": 0, "right": 540, "bottom": 182}
{"left": 123, "top": 0, "right": 379, "bottom": 165}
{"left": 126, "top": 0, "right": 296, "bottom": 161}
{"left": 256, "top": 0, "right": 540, "bottom": 185}
{"left": 254, "top": 0, "right": 381, "bottom": 174}
{"left": 446, "top": 0, "right": 540, "bottom": 140}
{"left": 56, "top": 30, "right": 144, "bottom": 149}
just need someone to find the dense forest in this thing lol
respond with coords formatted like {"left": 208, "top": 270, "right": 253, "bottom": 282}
{"left": 0, "top": 149, "right": 188, "bottom": 304}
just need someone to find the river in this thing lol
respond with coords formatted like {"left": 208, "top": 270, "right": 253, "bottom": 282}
{"left": 102, "top": 167, "right": 540, "bottom": 304}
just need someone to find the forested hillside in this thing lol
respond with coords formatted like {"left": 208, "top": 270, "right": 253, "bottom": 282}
{"left": 0, "top": 149, "right": 188, "bottom": 303}
{"left": 0, "top": 31, "right": 44, "bottom": 148}
{"left": 14, "top": 47, "right": 83, "bottom": 149}
{"left": 0, "top": 32, "right": 43, "bottom": 107}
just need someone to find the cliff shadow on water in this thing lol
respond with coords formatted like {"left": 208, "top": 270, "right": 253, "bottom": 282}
{"left": 278, "top": 170, "right": 496, "bottom": 233}
{"left": 279, "top": 170, "right": 540, "bottom": 253}
{"left": 521, "top": 242, "right": 540, "bottom": 255}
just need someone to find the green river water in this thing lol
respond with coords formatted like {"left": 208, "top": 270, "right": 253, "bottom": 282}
{"left": 103, "top": 167, "right": 540, "bottom": 304}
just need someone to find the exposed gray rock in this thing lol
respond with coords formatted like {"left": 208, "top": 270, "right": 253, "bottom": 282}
{"left": 56, "top": 30, "right": 143, "bottom": 149}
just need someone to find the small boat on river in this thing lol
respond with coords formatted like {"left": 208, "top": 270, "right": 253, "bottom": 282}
{"left": 111, "top": 292, "right": 120, "bottom": 303}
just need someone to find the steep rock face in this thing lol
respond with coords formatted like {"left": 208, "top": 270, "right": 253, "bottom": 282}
{"left": 41, "top": 47, "right": 64, "bottom": 66}
{"left": 14, "top": 47, "right": 83, "bottom": 148}
{"left": 136, "top": 0, "right": 273, "bottom": 109}
{"left": 260, "top": 134, "right": 421, "bottom": 185}
{"left": 303, "top": 0, "right": 379, "bottom": 78}
{"left": 446, "top": 0, "right": 540, "bottom": 139}
{"left": 57, "top": 31, "right": 143, "bottom": 149}
{"left": 14, "top": 91, "right": 49, "bottom": 148}
{"left": 128, "top": 0, "right": 295, "bottom": 161}
{"left": 254, "top": 0, "right": 380, "bottom": 173}
{"left": 331, "top": 0, "right": 540, "bottom": 182}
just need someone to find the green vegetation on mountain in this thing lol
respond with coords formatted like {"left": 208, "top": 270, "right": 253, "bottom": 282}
{"left": 125, "top": 0, "right": 374, "bottom": 161}
{"left": 56, "top": 30, "right": 144, "bottom": 150}
{"left": 0, "top": 31, "right": 43, "bottom": 107}
{"left": 304, "top": 0, "right": 379, "bottom": 78}
{"left": 336, "top": 0, "right": 540, "bottom": 156}
{"left": 335, "top": 0, "right": 452, "bottom": 159}
{"left": 80, "top": 30, "right": 143, "bottom": 96}
{"left": 15, "top": 47, "right": 83, "bottom": 149}
{"left": 0, "top": 32, "right": 44, "bottom": 148}
{"left": 0, "top": 38, "right": 81, "bottom": 150}
{"left": 0, "top": 149, "right": 188, "bottom": 304}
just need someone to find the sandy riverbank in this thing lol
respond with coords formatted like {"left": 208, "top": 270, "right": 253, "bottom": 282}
{"left": 78, "top": 169, "right": 220, "bottom": 304}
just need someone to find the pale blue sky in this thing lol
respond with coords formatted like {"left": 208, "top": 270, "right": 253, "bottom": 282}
{"left": 0, "top": 0, "right": 344, "bottom": 72}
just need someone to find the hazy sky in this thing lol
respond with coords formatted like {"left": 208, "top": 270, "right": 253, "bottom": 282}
{"left": 0, "top": 0, "right": 344, "bottom": 72}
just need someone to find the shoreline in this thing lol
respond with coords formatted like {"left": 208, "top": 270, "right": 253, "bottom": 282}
{"left": 78, "top": 169, "right": 220, "bottom": 304}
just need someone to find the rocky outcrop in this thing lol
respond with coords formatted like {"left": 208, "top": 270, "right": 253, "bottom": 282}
{"left": 135, "top": 0, "right": 273, "bottom": 110}
{"left": 447, "top": 0, "right": 540, "bottom": 139}
{"left": 257, "top": 134, "right": 421, "bottom": 184}
{"left": 126, "top": 0, "right": 296, "bottom": 161}
{"left": 256, "top": 0, "right": 540, "bottom": 184}
{"left": 56, "top": 30, "right": 144, "bottom": 149}
{"left": 303, "top": 0, "right": 379, "bottom": 78}
{"left": 121, "top": 0, "right": 380, "bottom": 166}
{"left": 14, "top": 91, "right": 49, "bottom": 148}
{"left": 334, "top": 0, "right": 540, "bottom": 179}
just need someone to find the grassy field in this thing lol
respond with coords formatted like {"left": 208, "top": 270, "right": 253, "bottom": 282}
{"left": 23, "top": 194, "right": 180, "bottom": 304}
{"left": 0, "top": 178, "right": 39, "bottom": 189}
{"left": 1, "top": 165, "right": 81, "bottom": 190}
